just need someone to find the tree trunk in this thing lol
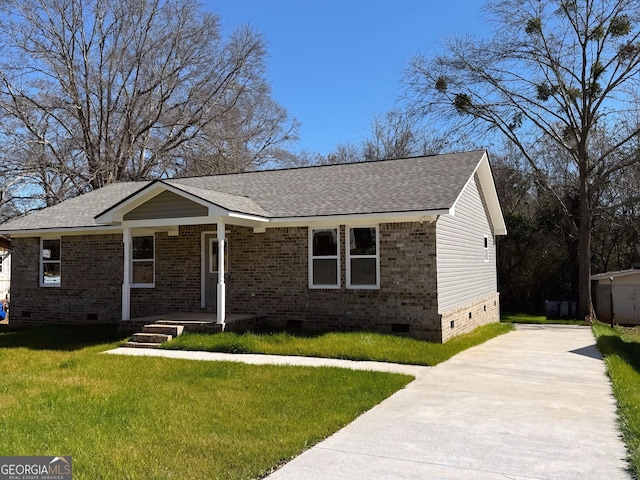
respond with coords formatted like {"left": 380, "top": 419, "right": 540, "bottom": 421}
{"left": 578, "top": 167, "right": 594, "bottom": 319}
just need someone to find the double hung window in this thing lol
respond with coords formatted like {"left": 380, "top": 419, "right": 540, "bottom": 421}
{"left": 132, "top": 235, "right": 154, "bottom": 286}
{"left": 41, "top": 238, "right": 61, "bottom": 287}
{"left": 309, "top": 228, "right": 339, "bottom": 288}
{"left": 347, "top": 227, "right": 379, "bottom": 289}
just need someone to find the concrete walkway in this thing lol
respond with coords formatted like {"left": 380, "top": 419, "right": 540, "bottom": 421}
{"left": 104, "top": 347, "right": 426, "bottom": 376}
{"left": 106, "top": 324, "right": 630, "bottom": 479}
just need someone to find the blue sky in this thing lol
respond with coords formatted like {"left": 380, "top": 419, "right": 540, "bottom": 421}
{"left": 205, "top": 1, "right": 486, "bottom": 156}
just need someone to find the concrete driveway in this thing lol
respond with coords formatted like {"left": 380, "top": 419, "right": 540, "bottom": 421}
{"left": 266, "top": 324, "right": 630, "bottom": 480}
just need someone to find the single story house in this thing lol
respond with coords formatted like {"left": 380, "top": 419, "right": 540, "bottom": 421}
{"left": 0, "top": 150, "right": 506, "bottom": 342}
{"left": 592, "top": 269, "right": 640, "bottom": 325}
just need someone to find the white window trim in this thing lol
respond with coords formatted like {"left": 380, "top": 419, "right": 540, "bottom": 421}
{"left": 346, "top": 226, "right": 380, "bottom": 290}
{"left": 40, "top": 237, "right": 61, "bottom": 288}
{"left": 132, "top": 234, "right": 155, "bottom": 288}
{"left": 309, "top": 227, "right": 340, "bottom": 289}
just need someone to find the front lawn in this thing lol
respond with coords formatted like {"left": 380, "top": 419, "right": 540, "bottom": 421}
{"left": 0, "top": 326, "right": 411, "bottom": 479}
{"left": 592, "top": 322, "right": 640, "bottom": 479}
{"left": 162, "top": 322, "right": 513, "bottom": 366}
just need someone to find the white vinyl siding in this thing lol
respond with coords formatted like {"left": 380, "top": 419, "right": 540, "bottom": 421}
{"left": 436, "top": 174, "right": 497, "bottom": 313}
{"left": 124, "top": 191, "right": 208, "bottom": 220}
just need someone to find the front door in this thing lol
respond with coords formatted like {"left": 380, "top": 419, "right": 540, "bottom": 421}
{"left": 204, "top": 234, "right": 228, "bottom": 307}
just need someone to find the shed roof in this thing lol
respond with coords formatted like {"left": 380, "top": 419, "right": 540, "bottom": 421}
{"left": 591, "top": 269, "right": 640, "bottom": 281}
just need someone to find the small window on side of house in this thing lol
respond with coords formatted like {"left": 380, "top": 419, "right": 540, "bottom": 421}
{"left": 347, "top": 226, "right": 379, "bottom": 289}
{"left": 484, "top": 235, "right": 489, "bottom": 262}
{"left": 41, "top": 238, "right": 61, "bottom": 287}
{"left": 309, "top": 228, "right": 339, "bottom": 288}
{"left": 132, "top": 235, "right": 155, "bottom": 287}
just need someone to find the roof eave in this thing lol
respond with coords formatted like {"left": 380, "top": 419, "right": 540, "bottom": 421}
{"left": 263, "top": 209, "right": 449, "bottom": 228}
{"left": 0, "top": 225, "right": 126, "bottom": 238}
{"left": 450, "top": 151, "right": 507, "bottom": 236}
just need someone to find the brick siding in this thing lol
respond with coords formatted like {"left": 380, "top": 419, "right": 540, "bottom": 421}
{"left": 9, "top": 222, "right": 499, "bottom": 342}
{"left": 439, "top": 293, "right": 501, "bottom": 342}
{"left": 229, "top": 222, "right": 443, "bottom": 340}
{"left": 10, "top": 235, "right": 123, "bottom": 325}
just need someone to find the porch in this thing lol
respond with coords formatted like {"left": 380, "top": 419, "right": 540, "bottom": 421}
{"left": 119, "top": 312, "right": 266, "bottom": 334}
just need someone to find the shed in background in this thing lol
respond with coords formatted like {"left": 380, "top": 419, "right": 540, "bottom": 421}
{"left": 591, "top": 269, "right": 640, "bottom": 325}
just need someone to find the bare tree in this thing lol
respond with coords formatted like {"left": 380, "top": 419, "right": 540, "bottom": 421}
{"left": 316, "top": 111, "right": 447, "bottom": 166}
{"left": 0, "top": 0, "right": 298, "bottom": 208}
{"left": 404, "top": 0, "right": 640, "bottom": 317}
{"left": 362, "top": 111, "right": 444, "bottom": 161}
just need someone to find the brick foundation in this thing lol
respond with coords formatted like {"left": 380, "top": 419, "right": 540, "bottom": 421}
{"left": 439, "top": 293, "right": 501, "bottom": 343}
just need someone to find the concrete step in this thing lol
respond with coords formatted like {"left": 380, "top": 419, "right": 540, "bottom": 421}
{"left": 156, "top": 320, "right": 223, "bottom": 333}
{"left": 122, "top": 341, "right": 163, "bottom": 349}
{"left": 130, "top": 332, "right": 172, "bottom": 344}
{"left": 143, "top": 324, "right": 184, "bottom": 337}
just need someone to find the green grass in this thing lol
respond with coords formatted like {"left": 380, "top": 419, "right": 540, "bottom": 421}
{"left": 501, "top": 312, "right": 585, "bottom": 325}
{"left": 0, "top": 325, "right": 411, "bottom": 479}
{"left": 162, "top": 322, "right": 513, "bottom": 366}
{"left": 592, "top": 322, "right": 640, "bottom": 479}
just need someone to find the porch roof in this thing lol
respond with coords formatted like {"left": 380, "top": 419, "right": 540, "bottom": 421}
{"left": 0, "top": 150, "right": 506, "bottom": 234}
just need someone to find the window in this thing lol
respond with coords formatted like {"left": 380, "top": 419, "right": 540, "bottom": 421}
{"left": 484, "top": 235, "right": 490, "bottom": 262}
{"left": 347, "top": 227, "right": 379, "bottom": 289}
{"left": 132, "top": 235, "right": 154, "bottom": 286}
{"left": 41, "top": 238, "right": 61, "bottom": 287}
{"left": 309, "top": 228, "right": 339, "bottom": 288}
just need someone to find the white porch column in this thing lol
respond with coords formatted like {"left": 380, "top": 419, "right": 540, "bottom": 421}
{"left": 122, "top": 225, "right": 132, "bottom": 321}
{"left": 216, "top": 222, "right": 226, "bottom": 325}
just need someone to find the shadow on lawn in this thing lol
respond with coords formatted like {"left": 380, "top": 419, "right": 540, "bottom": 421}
{"left": 596, "top": 334, "right": 640, "bottom": 374}
{"left": 0, "top": 324, "right": 127, "bottom": 351}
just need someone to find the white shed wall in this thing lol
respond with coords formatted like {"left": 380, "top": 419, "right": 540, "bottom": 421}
{"left": 593, "top": 272, "right": 640, "bottom": 325}
{"left": 436, "top": 175, "right": 497, "bottom": 313}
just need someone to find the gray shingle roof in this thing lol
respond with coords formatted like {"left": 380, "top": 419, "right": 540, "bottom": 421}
{"left": 0, "top": 150, "right": 486, "bottom": 232}
{"left": 1, "top": 182, "right": 151, "bottom": 231}
{"left": 169, "top": 150, "right": 483, "bottom": 217}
